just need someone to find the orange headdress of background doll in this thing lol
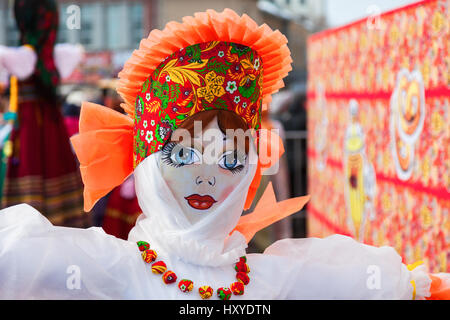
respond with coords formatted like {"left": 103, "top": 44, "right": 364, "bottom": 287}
{"left": 71, "top": 8, "right": 310, "bottom": 242}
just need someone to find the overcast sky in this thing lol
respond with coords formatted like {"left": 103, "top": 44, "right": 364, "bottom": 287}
{"left": 325, "top": 0, "right": 419, "bottom": 27}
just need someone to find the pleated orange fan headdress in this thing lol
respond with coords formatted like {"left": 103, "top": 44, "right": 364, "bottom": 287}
{"left": 71, "top": 9, "right": 310, "bottom": 242}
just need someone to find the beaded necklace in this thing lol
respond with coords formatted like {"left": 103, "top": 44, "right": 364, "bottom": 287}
{"left": 137, "top": 240, "right": 250, "bottom": 300}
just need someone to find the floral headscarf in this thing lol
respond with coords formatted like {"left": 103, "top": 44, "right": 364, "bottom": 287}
{"left": 133, "top": 41, "right": 263, "bottom": 167}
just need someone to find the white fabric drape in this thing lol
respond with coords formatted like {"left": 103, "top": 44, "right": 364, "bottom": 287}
{"left": 0, "top": 151, "right": 432, "bottom": 299}
{"left": 129, "top": 151, "right": 256, "bottom": 267}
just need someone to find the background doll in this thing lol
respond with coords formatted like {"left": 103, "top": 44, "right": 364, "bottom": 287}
{"left": 0, "top": 0, "right": 88, "bottom": 227}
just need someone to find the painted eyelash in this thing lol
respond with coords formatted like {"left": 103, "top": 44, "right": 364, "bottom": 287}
{"left": 161, "top": 142, "right": 184, "bottom": 168}
{"left": 228, "top": 165, "right": 245, "bottom": 174}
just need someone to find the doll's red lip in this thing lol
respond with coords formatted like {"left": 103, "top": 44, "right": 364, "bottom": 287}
{"left": 184, "top": 194, "right": 217, "bottom": 210}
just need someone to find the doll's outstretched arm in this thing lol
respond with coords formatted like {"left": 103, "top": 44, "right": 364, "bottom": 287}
{"left": 54, "top": 43, "right": 84, "bottom": 79}
{"left": 0, "top": 45, "right": 37, "bottom": 80}
{"left": 263, "top": 234, "right": 435, "bottom": 299}
{"left": 0, "top": 204, "right": 146, "bottom": 299}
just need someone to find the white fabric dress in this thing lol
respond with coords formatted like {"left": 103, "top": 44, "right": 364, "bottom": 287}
{"left": 0, "top": 152, "right": 431, "bottom": 299}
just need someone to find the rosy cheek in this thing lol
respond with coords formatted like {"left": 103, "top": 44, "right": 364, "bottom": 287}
{"left": 219, "top": 185, "right": 235, "bottom": 202}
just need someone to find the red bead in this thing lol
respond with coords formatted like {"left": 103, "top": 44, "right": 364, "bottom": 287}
{"left": 236, "top": 271, "right": 250, "bottom": 285}
{"left": 162, "top": 270, "right": 177, "bottom": 284}
{"left": 178, "top": 279, "right": 194, "bottom": 292}
{"left": 230, "top": 281, "right": 245, "bottom": 295}
{"left": 235, "top": 261, "right": 250, "bottom": 273}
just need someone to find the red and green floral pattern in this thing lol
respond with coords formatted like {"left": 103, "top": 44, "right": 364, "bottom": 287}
{"left": 133, "top": 41, "right": 263, "bottom": 167}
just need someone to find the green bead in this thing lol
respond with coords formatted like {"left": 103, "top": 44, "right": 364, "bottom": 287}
{"left": 217, "top": 287, "right": 232, "bottom": 300}
{"left": 136, "top": 241, "right": 150, "bottom": 251}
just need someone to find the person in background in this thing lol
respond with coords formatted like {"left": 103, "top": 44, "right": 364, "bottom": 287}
{"left": 101, "top": 175, "right": 141, "bottom": 240}
{"left": 100, "top": 79, "right": 125, "bottom": 114}
{"left": 0, "top": 91, "right": 11, "bottom": 201}
{"left": 271, "top": 85, "right": 308, "bottom": 237}
{"left": 1, "top": 0, "right": 90, "bottom": 227}
{"left": 246, "top": 109, "right": 293, "bottom": 252}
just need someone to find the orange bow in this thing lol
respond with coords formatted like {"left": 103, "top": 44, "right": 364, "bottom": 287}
{"left": 427, "top": 274, "right": 450, "bottom": 300}
{"left": 70, "top": 102, "right": 134, "bottom": 212}
{"left": 234, "top": 182, "right": 310, "bottom": 243}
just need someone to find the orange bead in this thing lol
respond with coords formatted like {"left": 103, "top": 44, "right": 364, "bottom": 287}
{"left": 151, "top": 261, "right": 167, "bottom": 274}
{"left": 230, "top": 281, "right": 245, "bottom": 295}
{"left": 142, "top": 249, "right": 157, "bottom": 263}
{"left": 198, "top": 286, "right": 213, "bottom": 299}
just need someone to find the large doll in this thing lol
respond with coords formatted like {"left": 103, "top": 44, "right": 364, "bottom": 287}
{"left": 0, "top": 9, "right": 448, "bottom": 300}
{"left": 0, "top": 0, "right": 87, "bottom": 227}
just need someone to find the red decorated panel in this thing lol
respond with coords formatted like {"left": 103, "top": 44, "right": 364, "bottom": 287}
{"left": 306, "top": 0, "right": 449, "bottom": 272}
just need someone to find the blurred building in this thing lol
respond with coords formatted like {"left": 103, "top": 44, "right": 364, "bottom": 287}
{"left": 0, "top": 0, "right": 155, "bottom": 81}
{"left": 156, "top": 0, "right": 327, "bottom": 87}
{"left": 0, "top": 0, "right": 151, "bottom": 49}
{"left": 0, "top": 0, "right": 326, "bottom": 84}
{"left": 56, "top": 0, "right": 152, "bottom": 51}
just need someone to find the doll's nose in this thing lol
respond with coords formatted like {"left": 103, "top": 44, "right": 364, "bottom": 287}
{"left": 195, "top": 176, "right": 216, "bottom": 186}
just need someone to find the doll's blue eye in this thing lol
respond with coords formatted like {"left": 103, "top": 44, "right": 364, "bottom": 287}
{"left": 173, "top": 146, "right": 199, "bottom": 165}
{"left": 161, "top": 142, "right": 200, "bottom": 168}
{"left": 224, "top": 155, "right": 237, "bottom": 169}
{"left": 219, "top": 151, "right": 245, "bottom": 173}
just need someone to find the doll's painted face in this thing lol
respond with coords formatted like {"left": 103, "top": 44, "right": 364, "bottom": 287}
{"left": 160, "top": 110, "right": 251, "bottom": 224}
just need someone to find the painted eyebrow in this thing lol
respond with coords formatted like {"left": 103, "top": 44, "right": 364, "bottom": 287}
{"left": 172, "top": 132, "right": 247, "bottom": 154}
{"left": 190, "top": 142, "right": 233, "bottom": 154}
{"left": 184, "top": 142, "right": 244, "bottom": 157}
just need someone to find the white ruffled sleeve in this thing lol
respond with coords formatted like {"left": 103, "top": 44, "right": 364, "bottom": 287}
{"left": 54, "top": 43, "right": 84, "bottom": 79}
{"left": 263, "top": 234, "right": 431, "bottom": 300}
{"left": 0, "top": 45, "right": 37, "bottom": 80}
{"left": 0, "top": 204, "right": 147, "bottom": 299}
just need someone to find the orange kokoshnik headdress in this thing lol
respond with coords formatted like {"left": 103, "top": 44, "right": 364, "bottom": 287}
{"left": 71, "top": 9, "right": 310, "bottom": 242}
